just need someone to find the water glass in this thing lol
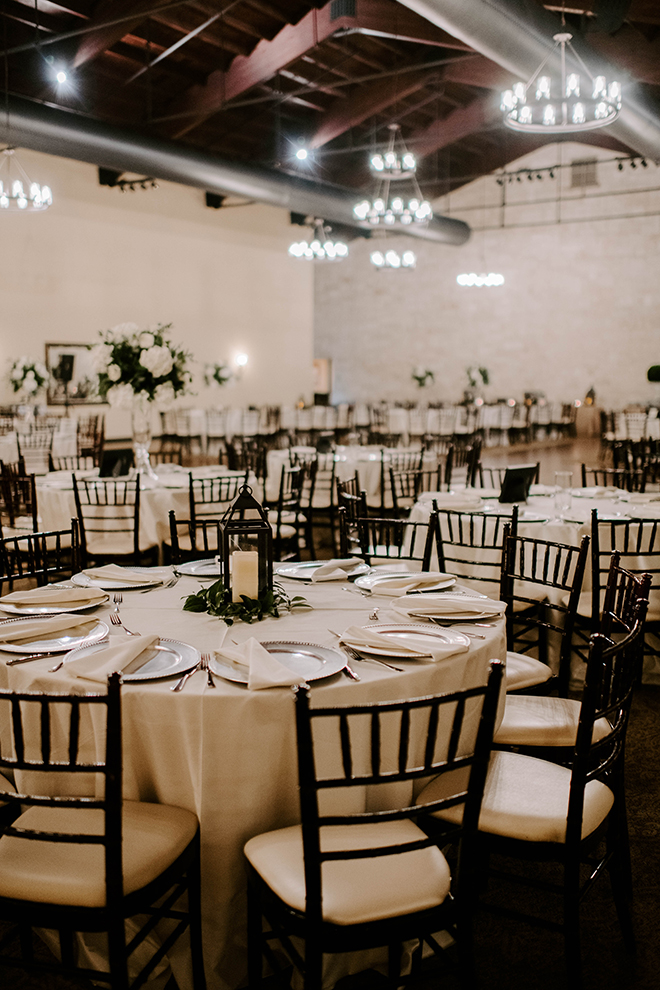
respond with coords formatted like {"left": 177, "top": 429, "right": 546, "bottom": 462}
{"left": 554, "top": 471, "right": 573, "bottom": 516}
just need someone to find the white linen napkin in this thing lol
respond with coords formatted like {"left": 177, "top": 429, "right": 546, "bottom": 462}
{"left": 310, "top": 558, "right": 361, "bottom": 582}
{"left": 419, "top": 493, "right": 483, "bottom": 510}
{"left": 81, "top": 564, "right": 157, "bottom": 585}
{"left": 63, "top": 634, "right": 160, "bottom": 686}
{"left": 1, "top": 587, "right": 107, "bottom": 607}
{"left": 214, "top": 638, "right": 305, "bottom": 690}
{"left": 0, "top": 614, "right": 99, "bottom": 644}
{"left": 392, "top": 594, "right": 506, "bottom": 618}
{"left": 340, "top": 625, "right": 469, "bottom": 662}
{"left": 366, "top": 572, "right": 454, "bottom": 596}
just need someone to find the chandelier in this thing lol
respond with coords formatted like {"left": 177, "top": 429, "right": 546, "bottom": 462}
{"left": 354, "top": 125, "right": 432, "bottom": 228}
{"left": 370, "top": 248, "right": 416, "bottom": 270}
{"left": 288, "top": 218, "right": 348, "bottom": 261}
{"left": 0, "top": 147, "right": 53, "bottom": 211}
{"left": 457, "top": 272, "right": 504, "bottom": 287}
{"left": 369, "top": 124, "right": 417, "bottom": 179}
{"left": 501, "top": 32, "right": 621, "bottom": 134}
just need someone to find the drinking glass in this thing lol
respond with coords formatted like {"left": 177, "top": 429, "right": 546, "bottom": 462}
{"left": 554, "top": 471, "right": 573, "bottom": 517}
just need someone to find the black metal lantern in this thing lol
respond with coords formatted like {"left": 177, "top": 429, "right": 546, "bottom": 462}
{"left": 219, "top": 485, "right": 273, "bottom": 600}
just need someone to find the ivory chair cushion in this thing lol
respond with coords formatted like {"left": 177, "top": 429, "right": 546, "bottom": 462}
{"left": 0, "top": 773, "right": 17, "bottom": 806}
{"left": 244, "top": 820, "right": 451, "bottom": 926}
{"left": 0, "top": 801, "right": 198, "bottom": 907}
{"left": 416, "top": 750, "right": 614, "bottom": 844}
{"left": 494, "top": 695, "right": 613, "bottom": 748}
{"left": 505, "top": 651, "right": 553, "bottom": 692}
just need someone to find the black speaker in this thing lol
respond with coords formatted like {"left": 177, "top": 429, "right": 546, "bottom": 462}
{"left": 55, "top": 354, "right": 75, "bottom": 383}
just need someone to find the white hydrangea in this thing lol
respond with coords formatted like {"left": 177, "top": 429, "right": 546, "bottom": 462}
{"left": 110, "top": 322, "right": 139, "bottom": 338}
{"left": 138, "top": 331, "right": 155, "bottom": 349}
{"left": 89, "top": 343, "right": 113, "bottom": 374}
{"left": 23, "top": 372, "right": 37, "bottom": 394}
{"left": 139, "top": 345, "right": 173, "bottom": 378}
{"left": 10, "top": 366, "right": 23, "bottom": 381}
{"left": 153, "top": 381, "right": 176, "bottom": 410}
{"left": 107, "top": 364, "right": 122, "bottom": 382}
{"left": 106, "top": 383, "right": 136, "bottom": 409}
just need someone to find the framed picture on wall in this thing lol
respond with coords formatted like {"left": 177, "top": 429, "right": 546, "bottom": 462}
{"left": 45, "top": 343, "right": 104, "bottom": 405}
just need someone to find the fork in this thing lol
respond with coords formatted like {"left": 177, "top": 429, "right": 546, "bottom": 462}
{"left": 113, "top": 592, "right": 123, "bottom": 611}
{"left": 109, "top": 613, "right": 140, "bottom": 636}
{"left": 202, "top": 653, "right": 215, "bottom": 688}
{"left": 337, "top": 639, "right": 404, "bottom": 673}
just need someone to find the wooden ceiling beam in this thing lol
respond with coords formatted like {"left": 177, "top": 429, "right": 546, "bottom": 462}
{"left": 163, "top": 0, "right": 473, "bottom": 138}
{"left": 309, "top": 68, "right": 433, "bottom": 148}
{"left": 408, "top": 94, "right": 501, "bottom": 159}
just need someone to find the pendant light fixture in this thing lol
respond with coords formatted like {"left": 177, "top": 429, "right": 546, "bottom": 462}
{"left": 354, "top": 124, "right": 432, "bottom": 228}
{"left": 288, "top": 217, "right": 348, "bottom": 261}
{"left": 0, "top": 147, "right": 53, "bottom": 211}
{"left": 500, "top": 14, "right": 621, "bottom": 135}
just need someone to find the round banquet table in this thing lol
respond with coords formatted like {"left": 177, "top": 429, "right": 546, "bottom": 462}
{"left": 0, "top": 572, "right": 506, "bottom": 990}
{"left": 410, "top": 485, "right": 660, "bottom": 684}
{"left": 36, "top": 465, "right": 251, "bottom": 553}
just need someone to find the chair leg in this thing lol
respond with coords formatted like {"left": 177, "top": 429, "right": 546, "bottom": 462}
{"left": 303, "top": 942, "right": 323, "bottom": 990}
{"left": 563, "top": 859, "right": 582, "bottom": 990}
{"left": 247, "top": 880, "right": 264, "bottom": 988}
{"left": 188, "top": 839, "right": 207, "bottom": 990}
{"left": 107, "top": 917, "right": 130, "bottom": 990}
{"left": 387, "top": 942, "right": 401, "bottom": 987}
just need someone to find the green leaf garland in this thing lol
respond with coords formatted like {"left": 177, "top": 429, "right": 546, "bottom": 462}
{"left": 183, "top": 580, "right": 311, "bottom": 625}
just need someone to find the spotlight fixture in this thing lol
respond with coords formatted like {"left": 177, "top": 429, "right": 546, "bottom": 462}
{"left": 55, "top": 70, "right": 67, "bottom": 85}
{"left": 288, "top": 218, "right": 348, "bottom": 261}
{"left": 456, "top": 273, "right": 505, "bottom": 288}
{"left": 295, "top": 148, "right": 308, "bottom": 161}
{"left": 0, "top": 147, "right": 52, "bottom": 212}
{"left": 501, "top": 30, "right": 621, "bottom": 133}
{"left": 370, "top": 248, "right": 416, "bottom": 270}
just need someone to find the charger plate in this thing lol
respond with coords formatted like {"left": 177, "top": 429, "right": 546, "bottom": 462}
{"left": 0, "top": 616, "right": 108, "bottom": 654}
{"left": 210, "top": 641, "right": 346, "bottom": 684}
{"left": 275, "top": 560, "right": 369, "bottom": 580}
{"left": 175, "top": 558, "right": 222, "bottom": 578}
{"left": 62, "top": 638, "right": 197, "bottom": 681}
{"left": 72, "top": 568, "right": 165, "bottom": 591}
{"left": 0, "top": 591, "right": 109, "bottom": 616}
{"left": 341, "top": 623, "right": 470, "bottom": 658}
{"left": 353, "top": 571, "right": 456, "bottom": 594}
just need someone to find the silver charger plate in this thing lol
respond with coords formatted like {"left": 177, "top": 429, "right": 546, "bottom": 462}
{"left": 62, "top": 638, "right": 199, "bottom": 682}
{"left": 175, "top": 558, "right": 222, "bottom": 578}
{"left": 0, "top": 616, "right": 109, "bottom": 654}
{"left": 210, "top": 641, "right": 346, "bottom": 685}
{"left": 353, "top": 571, "right": 456, "bottom": 595}
{"left": 341, "top": 623, "right": 470, "bottom": 658}
{"left": 275, "top": 560, "right": 369, "bottom": 580}
{"left": 0, "top": 591, "right": 109, "bottom": 616}
{"left": 72, "top": 568, "right": 165, "bottom": 591}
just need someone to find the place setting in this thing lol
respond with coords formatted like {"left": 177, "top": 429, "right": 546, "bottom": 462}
{"left": 274, "top": 558, "right": 370, "bottom": 582}
{"left": 0, "top": 613, "right": 109, "bottom": 664}
{"left": 207, "top": 637, "right": 349, "bottom": 688}
{"left": 0, "top": 584, "right": 109, "bottom": 615}
{"left": 331, "top": 622, "right": 471, "bottom": 664}
{"left": 71, "top": 563, "right": 179, "bottom": 591}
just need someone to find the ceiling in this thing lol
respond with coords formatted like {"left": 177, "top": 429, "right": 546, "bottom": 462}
{"left": 3, "top": 0, "right": 660, "bottom": 212}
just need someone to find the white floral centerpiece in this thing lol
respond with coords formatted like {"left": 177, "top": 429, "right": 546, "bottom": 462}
{"left": 412, "top": 366, "right": 434, "bottom": 389}
{"left": 8, "top": 357, "right": 50, "bottom": 399}
{"left": 90, "top": 322, "right": 192, "bottom": 484}
{"left": 203, "top": 362, "right": 232, "bottom": 388}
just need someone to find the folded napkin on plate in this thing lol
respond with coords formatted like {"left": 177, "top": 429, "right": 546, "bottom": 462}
{"left": 340, "top": 625, "right": 469, "bottom": 662}
{"left": 422, "top": 493, "right": 483, "bottom": 511}
{"left": 622, "top": 493, "right": 660, "bottom": 504}
{"left": 81, "top": 564, "right": 156, "bottom": 584}
{"left": 1, "top": 586, "right": 107, "bottom": 606}
{"left": 394, "top": 594, "right": 506, "bottom": 617}
{"left": 368, "top": 572, "right": 453, "bottom": 595}
{"left": 63, "top": 634, "right": 160, "bottom": 686}
{"left": 0, "top": 614, "right": 98, "bottom": 644}
{"left": 311, "top": 558, "right": 360, "bottom": 582}
{"left": 214, "top": 638, "right": 305, "bottom": 690}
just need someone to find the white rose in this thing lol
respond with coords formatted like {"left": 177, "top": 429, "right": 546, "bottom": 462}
{"left": 139, "top": 345, "right": 173, "bottom": 378}
{"left": 23, "top": 377, "right": 38, "bottom": 394}
{"left": 107, "top": 364, "right": 122, "bottom": 381}
{"left": 89, "top": 343, "right": 113, "bottom": 373}
{"left": 10, "top": 366, "right": 22, "bottom": 381}
{"left": 139, "top": 331, "right": 155, "bottom": 348}
{"left": 106, "top": 383, "right": 135, "bottom": 409}
{"left": 110, "top": 322, "right": 139, "bottom": 337}
{"left": 153, "top": 381, "right": 176, "bottom": 410}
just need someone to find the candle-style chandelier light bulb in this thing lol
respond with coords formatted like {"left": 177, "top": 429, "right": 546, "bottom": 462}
{"left": 0, "top": 148, "right": 53, "bottom": 212}
{"left": 288, "top": 218, "right": 348, "bottom": 261}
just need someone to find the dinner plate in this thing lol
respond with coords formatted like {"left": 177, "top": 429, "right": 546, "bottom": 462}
{"left": 353, "top": 571, "right": 456, "bottom": 594}
{"left": 617, "top": 493, "right": 660, "bottom": 504}
{"left": 62, "top": 637, "right": 199, "bottom": 681}
{"left": 0, "top": 616, "right": 109, "bottom": 654}
{"left": 389, "top": 596, "right": 501, "bottom": 622}
{"left": 175, "top": 558, "right": 222, "bottom": 578}
{"left": 342, "top": 623, "right": 470, "bottom": 658}
{"left": 72, "top": 568, "right": 165, "bottom": 591}
{"left": 275, "top": 560, "right": 370, "bottom": 580}
{"left": 0, "top": 591, "right": 109, "bottom": 616}
{"left": 209, "top": 641, "right": 346, "bottom": 684}
{"left": 571, "top": 487, "right": 624, "bottom": 498}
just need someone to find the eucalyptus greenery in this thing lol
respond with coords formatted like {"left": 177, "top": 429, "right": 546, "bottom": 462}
{"left": 182, "top": 580, "right": 310, "bottom": 625}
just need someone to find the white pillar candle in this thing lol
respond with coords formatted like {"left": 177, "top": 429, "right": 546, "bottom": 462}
{"left": 231, "top": 550, "right": 259, "bottom": 602}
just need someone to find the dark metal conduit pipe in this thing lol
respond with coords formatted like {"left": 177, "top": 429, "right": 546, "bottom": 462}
{"left": 0, "top": 96, "right": 471, "bottom": 246}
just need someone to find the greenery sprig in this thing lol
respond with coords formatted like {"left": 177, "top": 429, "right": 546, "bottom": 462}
{"left": 182, "top": 580, "right": 311, "bottom": 625}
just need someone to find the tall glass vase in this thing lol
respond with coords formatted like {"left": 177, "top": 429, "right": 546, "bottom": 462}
{"left": 131, "top": 397, "right": 159, "bottom": 488}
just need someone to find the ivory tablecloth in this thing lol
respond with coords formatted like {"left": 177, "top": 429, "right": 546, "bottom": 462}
{"left": 0, "top": 573, "right": 506, "bottom": 990}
